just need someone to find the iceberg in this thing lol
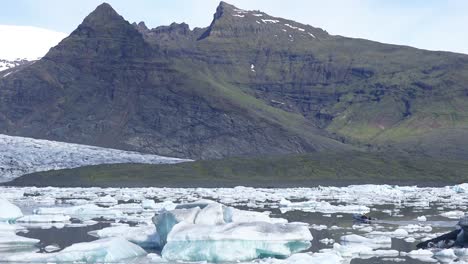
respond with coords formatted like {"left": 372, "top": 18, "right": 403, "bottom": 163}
{"left": 153, "top": 200, "right": 312, "bottom": 262}
{"left": 16, "top": 214, "right": 71, "bottom": 223}
{"left": 0, "top": 199, "right": 23, "bottom": 222}
{"left": 279, "top": 198, "right": 370, "bottom": 214}
{"left": 162, "top": 222, "right": 312, "bottom": 262}
{"left": 5, "top": 237, "right": 146, "bottom": 263}
{"left": 0, "top": 223, "right": 39, "bottom": 251}
{"left": 153, "top": 207, "right": 201, "bottom": 245}
{"left": 34, "top": 204, "right": 123, "bottom": 220}
{"left": 88, "top": 224, "right": 159, "bottom": 248}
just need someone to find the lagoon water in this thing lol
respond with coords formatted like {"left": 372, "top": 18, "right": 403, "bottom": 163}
{"left": 0, "top": 184, "right": 467, "bottom": 263}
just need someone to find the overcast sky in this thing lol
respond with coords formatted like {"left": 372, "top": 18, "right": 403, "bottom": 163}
{"left": 1, "top": 0, "right": 467, "bottom": 54}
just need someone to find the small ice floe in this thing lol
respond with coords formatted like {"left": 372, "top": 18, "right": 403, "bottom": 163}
{"left": 34, "top": 204, "right": 123, "bottom": 220}
{"left": 251, "top": 64, "right": 255, "bottom": 72}
{"left": 452, "top": 183, "right": 468, "bottom": 193}
{"left": 95, "top": 195, "right": 118, "bottom": 206}
{"left": 441, "top": 210, "right": 465, "bottom": 219}
{"left": 279, "top": 198, "right": 370, "bottom": 214}
{"left": 154, "top": 200, "right": 311, "bottom": 262}
{"left": 44, "top": 244, "right": 60, "bottom": 252}
{"left": 4, "top": 237, "right": 146, "bottom": 263}
{"left": 401, "top": 249, "right": 435, "bottom": 262}
{"left": 16, "top": 214, "right": 71, "bottom": 223}
{"left": 0, "top": 223, "right": 39, "bottom": 250}
{"left": 417, "top": 215, "right": 428, "bottom": 221}
{"left": 341, "top": 234, "right": 392, "bottom": 248}
{"left": 0, "top": 199, "right": 23, "bottom": 222}
{"left": 320, "top": 238, "right": 335, "bottom": 245}
{"left": 89, "top": 223, "right": 159, "bottom": 248}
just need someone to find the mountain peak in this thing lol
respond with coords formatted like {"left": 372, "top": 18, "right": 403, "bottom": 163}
{"left": 214, "top": 1, "right": 237, "bottom": 19}
{"left": 81, "top": 2, "right": 125, "bottom": 28}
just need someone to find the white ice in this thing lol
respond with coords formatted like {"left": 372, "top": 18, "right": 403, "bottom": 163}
{"left": 0, "top": 134, "right": 190, "bottom": 182}
{"left": 4, "top": 237, "right": 146, "bottom": 263}
{"left": 0, "top": 198, "right": 23, "bottom": 221}
{"left": 89, "top": 224, "right": 159, "bottom": 248}
{"left": 162, "top": 221, "right": 312, "bottom": 262}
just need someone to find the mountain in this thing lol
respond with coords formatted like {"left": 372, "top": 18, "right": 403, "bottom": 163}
{"left": 0, "top": 134, "right": 188, "bottom": 183}
{"left": 10, "top": 152, "right": 468, "bottom": 187}
{"left": 1, "top": 2, "right": 468, "bottom": 160}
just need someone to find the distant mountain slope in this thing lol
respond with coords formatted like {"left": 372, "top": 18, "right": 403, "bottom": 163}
{"left": 9, "top": 152, "right": 468, "bottom": 187}
{"left": 0, "top": 134, "right": 188, "bottom": 183}
{"left": 1, "top": 2, "right": 467, "bottom": 159}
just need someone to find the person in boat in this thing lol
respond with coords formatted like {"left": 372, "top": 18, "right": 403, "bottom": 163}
{"left": 417, "top": 215, "right": 468, "bottom": 249}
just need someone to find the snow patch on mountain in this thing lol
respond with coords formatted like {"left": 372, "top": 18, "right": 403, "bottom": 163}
{"left": 0, "top": 25, "right": 67, "bottom": 61}
{"left": 0, "top": 134, "right": 190, "bottom": 183}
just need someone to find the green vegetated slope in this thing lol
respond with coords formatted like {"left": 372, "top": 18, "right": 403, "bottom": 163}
{"left": 1, "top": 2, "right": 468, "bottom": 160}
{"left": 9, "top": 151, "right": 468, "bottom": 187}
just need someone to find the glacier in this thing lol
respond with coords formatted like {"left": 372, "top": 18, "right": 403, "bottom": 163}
{"left": 0, "top": 134, "right": 190, "bottom": 182}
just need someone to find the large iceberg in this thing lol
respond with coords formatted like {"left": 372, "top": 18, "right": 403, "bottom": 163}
{"left": 162, "top": 222, "right": 312, "bottom": 262}
{"left": 0, "top": 199, "right": 23, "bottom": 222}
{"left": 154, "top": 200, "right": 312, "bottom": 262}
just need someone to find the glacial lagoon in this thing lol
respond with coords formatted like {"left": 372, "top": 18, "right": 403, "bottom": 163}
{"left": 1, "top": 184, "right": 468, "bottom": 263}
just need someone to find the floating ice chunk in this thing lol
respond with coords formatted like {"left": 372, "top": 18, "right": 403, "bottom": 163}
{"left": 441, "top": 210, "right": 465, "bottom": 219}
{"left": 251, "top": 64, "right": 255, "bottom": 72}
{"left": 34, "top": 204, "right": 123, "bottom": 220}
{"left": 95, "top": 195, "right": 118, "bottom": 206}
{"left": 16, "top": 214, "right": 70, "bottom": 223}
{"left": 0, "top": 199, "right": 23, "bottom": 221}
{"left": 153, "top": 207, "right": 201, "bottom": 246}
{"left": 359, "top": 249, "right": 399, "bottom": 257}
{"left": 452, "top": 183, "right": 468, "bottom": 193}
{"left": 224, "top": 206, "right": 287, "bottom": 224}
{"left": 255, "top": 252, "right": 343, "bottom": 264}
{"left": 44, "top": 244, "right": 60, "bottom": 252}
{"left": 175, "top": 199, "right": 214, "bottom": 210}
{"left": 195, "top": 203, "right": 225, "bottom": 225}
{"left": 280, "top": 198, "right": 370, "bottom": 214}
{"left": 142, "top": 199, "right": 157, "bottom": 209}
{"left": 6, "top": 237, "right": 146, "bottom": 263}
{"left": 417, "top": 216, "right": 427, "bottom": 221}
{"left": 89, "top": 224, "right": 159, "bottom": 248}
{"left": 404, "top": 248, "right": 434, "bottom": 257}
{"left": 341, "top": 235, "right": 392, "bottom": 247}
{"left": 0, "top": 223, "right": 39, "bottom": 250}
{"left": 162, "top": 222, "right": 312, "bottom": 262}
{"left": 434, "top": 248, "right": 457, "bottom": 259}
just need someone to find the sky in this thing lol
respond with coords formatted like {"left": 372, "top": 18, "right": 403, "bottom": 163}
{"left": 1, "top": 0, "right": 467, "bottom": 55}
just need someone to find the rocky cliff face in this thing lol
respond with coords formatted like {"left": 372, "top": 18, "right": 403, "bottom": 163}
{"left": 1, "top": 2, "right": 468, "bottom": 159}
